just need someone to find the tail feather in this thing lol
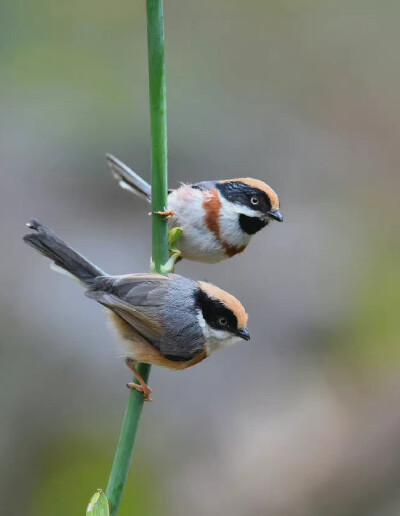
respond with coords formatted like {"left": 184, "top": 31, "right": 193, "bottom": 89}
{"left": 106, "top": 153, "right": 152, "bottom": 202}
{"left": 23, "top": 219, "right": 105, "bottom": 285}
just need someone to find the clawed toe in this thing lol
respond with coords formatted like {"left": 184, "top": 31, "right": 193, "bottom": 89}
{"left": 126, "top": 382, "right": 153, "bottom": 402}
{"left": 127, "top": 382, "right": 144, "bottom": 392}
{"left": 153, "top": 210, "right": 174, "bottom": 218}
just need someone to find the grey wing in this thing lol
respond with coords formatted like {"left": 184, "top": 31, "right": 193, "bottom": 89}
{"left": 87, "top": 273, "right": 205, "bottom": 362}
{"left": 86, "top": 274, "right": 169, "bottom": 347}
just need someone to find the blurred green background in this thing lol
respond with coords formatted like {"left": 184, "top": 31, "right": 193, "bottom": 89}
{"left": 2, "top": 1, "right": 400, "bottom": 515}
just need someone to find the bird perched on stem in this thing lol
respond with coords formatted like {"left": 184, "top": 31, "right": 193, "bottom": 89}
{"left": 23, "top": 219, "right": 250, "bottom": 401}
{"left": 107, "top": 154, "right": 283, "bottom": 265}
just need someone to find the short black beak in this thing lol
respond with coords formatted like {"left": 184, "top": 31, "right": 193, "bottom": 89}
{"left": 267, "top": 209, "right": 283, "bottom": 222}
{"left": 237, "top": 327, "right": 250, "bottom": 341}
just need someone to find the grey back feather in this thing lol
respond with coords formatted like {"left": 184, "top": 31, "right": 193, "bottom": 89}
{"left": 87, "top": 274, "right": 205, "bottom": 362}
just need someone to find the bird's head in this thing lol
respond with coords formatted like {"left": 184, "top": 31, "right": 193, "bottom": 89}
{"left": 216, "top": 178, "right": 283, "bottom": 234}
{"left": 196, "top": 281, "right": 250, "bottom": 354}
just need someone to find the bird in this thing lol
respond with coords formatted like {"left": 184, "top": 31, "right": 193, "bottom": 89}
{"left": 23, "top": 219, "right": 250, "bottom": 401}
{"left": 107, "top": 154, "right": 283, "bottom": 264}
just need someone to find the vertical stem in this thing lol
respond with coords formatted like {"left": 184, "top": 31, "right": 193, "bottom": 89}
{"left": 147, "top": 0, "right": 169, "bottom": 270}
{"left": 105, "top": 365, "right": 151, "bottom": 516}
{"left": 105, "top": 1, "right": 168, "bottom": 515}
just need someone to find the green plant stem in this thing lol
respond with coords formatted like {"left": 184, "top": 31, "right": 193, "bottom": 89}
{"left": 105, "top": 363, "right": 150, "bottom": 516}
{"left": 147, "top": 0, "right": 169, "bottom": 270}
{"left": 105, "top": 1, "right": 168, "bottom": 515}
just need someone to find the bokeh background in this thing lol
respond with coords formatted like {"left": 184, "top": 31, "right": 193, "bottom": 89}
{"left": 2, "top": 1, "right": 400, "bottom": 514}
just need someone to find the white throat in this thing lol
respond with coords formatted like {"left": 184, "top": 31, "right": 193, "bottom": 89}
{"left": 196, "top": 311, "right": 241, "bottom": 356}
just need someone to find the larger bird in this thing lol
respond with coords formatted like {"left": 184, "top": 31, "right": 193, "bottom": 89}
{"left": 107, "top": 154, "right": 283, "bottom": 264}
{"left": 23, "top": 219, "right": 249, "bottom": 400}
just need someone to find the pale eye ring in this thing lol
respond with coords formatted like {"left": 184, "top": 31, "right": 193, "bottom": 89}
{"left": 250, "top": 196, "right": 259, "bottom": 205}
{"left": 218, "top": 317, "right": 228, "bottom": 326}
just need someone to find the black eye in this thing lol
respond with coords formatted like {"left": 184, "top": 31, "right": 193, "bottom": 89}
{"left": 218, "top": 317, "right": 228, "bottom": 326}
{"left": 250, "top": 196, "right": 259, "bottom": 205}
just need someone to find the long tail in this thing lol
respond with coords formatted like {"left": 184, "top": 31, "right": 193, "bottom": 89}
{"left": 23, "top": 219, "right": 106, "bottom": 285}
{"left": 106, "top": 153, "right": 152, "bottom": 202}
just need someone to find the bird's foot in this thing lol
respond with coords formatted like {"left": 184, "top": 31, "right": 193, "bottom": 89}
{"left": 125, "top": 358, "right": 153, "bottom": 401}
{"left": 153, "top": 209, "right": 174, "bottom": 218}
{"left": 126, "top": 382, "right": 153, "bottom": 402}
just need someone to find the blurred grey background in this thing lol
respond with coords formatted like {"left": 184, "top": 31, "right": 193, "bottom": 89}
{"left": 1, "top": 1, "right": 400, "bottom": 514}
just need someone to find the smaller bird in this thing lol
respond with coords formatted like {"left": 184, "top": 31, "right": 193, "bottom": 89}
{"left": 23, "top": 219, "right": 250, "bottom": 400}
{"left": 107, "top": 154, "right": 283, "bottom": 264}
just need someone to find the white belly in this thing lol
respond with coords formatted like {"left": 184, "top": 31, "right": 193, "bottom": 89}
{"left": 168, "top": 186, "right": 223, "bottom": 262}
{"left": 168, "top": 186, "right": 251, "bottom": 263}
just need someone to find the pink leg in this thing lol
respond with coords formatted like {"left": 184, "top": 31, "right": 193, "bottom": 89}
{"left": 125, "top": 358, "right": 153, "bottom": 402}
